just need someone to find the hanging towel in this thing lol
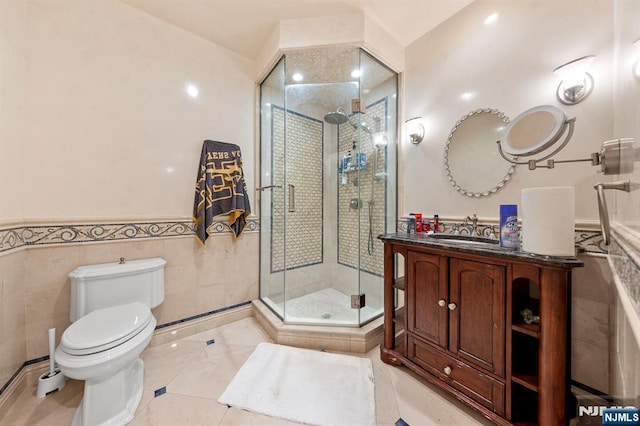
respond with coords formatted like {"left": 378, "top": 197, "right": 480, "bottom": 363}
{"left": 193, "top": 140, "right": 251, "bottom": 245}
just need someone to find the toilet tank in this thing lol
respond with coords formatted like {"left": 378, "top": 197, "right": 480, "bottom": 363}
{"left": 68, "top": 257, "right": 166, "bottom": 322}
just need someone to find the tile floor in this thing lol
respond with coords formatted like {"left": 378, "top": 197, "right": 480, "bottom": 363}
{"left": 1, "top": 317, "right": 492, "bottom": 425}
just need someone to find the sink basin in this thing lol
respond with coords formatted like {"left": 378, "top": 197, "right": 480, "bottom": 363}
{"left": 427, "top": 233, "right": 499, "bottom": 245}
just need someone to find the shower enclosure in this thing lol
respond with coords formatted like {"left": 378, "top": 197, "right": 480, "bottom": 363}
{"left": 259, "top": 47, "right": 397, "bottom": 327}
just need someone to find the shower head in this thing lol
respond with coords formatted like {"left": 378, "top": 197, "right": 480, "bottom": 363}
{"left": 324, "top": 107, "right": 349, "bottom": 125}
{"left": 324, "top": 107, "right": 372, "bottom": 135}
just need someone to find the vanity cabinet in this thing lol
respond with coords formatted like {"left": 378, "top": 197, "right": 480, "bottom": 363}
{"left": 380, "top": 235, "right": 583, "bottom": 426}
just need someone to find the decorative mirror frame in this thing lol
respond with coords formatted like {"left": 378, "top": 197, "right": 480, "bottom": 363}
{"left": 444, "top": 108, "right": 516, "bottom": 197}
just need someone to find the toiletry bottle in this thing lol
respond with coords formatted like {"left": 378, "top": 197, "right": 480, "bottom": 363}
{"left": 434, "top": 215, "right": 440, "bottom": 233}
{"left": 407, "top": 214, "right": 416, "bottom": 235}
{"left": 500, "top": 205, "right": 518, "bottom": 249}
{"left": 414, "top": 213, "right": 423, "bottom": 232}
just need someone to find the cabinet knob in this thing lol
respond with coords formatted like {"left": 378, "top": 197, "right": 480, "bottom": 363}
{"left": 444, "top": 366, "right": 452, "bottom": 375}
{"left": 448, "top": 303, "right": 457, "bottom": 311}
{"left": 438, "top": 299, "right": 446, "bottom": 307}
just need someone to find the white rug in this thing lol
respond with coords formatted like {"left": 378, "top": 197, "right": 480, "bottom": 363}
{"left": 218, "top": 342, "right": 376, "bottom": 426}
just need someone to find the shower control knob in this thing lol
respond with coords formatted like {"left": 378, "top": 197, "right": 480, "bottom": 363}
{"left": 448, "top": 303, "right": 457, "bottom": 311}
{"left": 438, "top": 299, "right": 446, "bottom": 307}
{"left": 444, "top": 366, "right": 452, "bottom": 375}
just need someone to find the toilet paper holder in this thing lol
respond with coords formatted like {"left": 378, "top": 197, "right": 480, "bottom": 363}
{"left": 593, "top": 138, "right": 640, "bottom": 245}
{"left": 594, "top": 180, "right": 631, "bottom": 245}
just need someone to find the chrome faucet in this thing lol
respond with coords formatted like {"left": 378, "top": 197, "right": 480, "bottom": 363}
{"left": 465, "top": 214, "right": 479, "bottom": 236}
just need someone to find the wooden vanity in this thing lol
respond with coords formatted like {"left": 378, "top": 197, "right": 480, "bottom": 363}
{"left": 379, "top": 233, "right": 583, "bottom": 425}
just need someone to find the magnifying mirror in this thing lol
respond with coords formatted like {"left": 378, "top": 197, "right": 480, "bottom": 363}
{"left": 498, "top": 105, "right": 576, "bottom": 170}
{"left": 500, "top": 105, "right": 568, "bottom": 156}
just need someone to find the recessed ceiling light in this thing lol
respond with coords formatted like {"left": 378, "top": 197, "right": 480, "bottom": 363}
{"left": 292, "top": 73, "right": 303, "bottom": 82}
{"left": 185, "top": 83, "right": 199, "bottom": 98}
{"left": 484, "top": 13, "right": 499, "bottom": 25}
{"left": 460, "top": 92, "right": 475, "bottom": 101}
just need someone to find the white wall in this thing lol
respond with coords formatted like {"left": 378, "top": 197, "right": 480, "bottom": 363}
{"left": 0, "top": 0, "right": 26, "bottom": 221}
{"left": 403, "top": 0, "right": 613, "bottom": 223}
{"left": 23, "top": 0, "right": 255, "bottom": 220}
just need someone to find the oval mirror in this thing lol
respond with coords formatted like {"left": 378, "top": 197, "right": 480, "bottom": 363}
{"left": 500, "top": 105, "right": 568, "bottom": 156}
{"left": 445, "top": 108, "right": 515, "bottom": 197}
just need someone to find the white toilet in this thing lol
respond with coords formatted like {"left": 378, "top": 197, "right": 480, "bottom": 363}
{"left": 55, "top": 257, "right": 166, "bottom": 426}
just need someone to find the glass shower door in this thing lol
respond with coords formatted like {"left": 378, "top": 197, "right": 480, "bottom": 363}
{"left": 356, "top": 49, "right": 398, "bottom": 324}
{"left": 259, "top": 47, "right": 397, "bottom": 327}
{"left": 259, "top": 57, "right": 286, "bottom": 318}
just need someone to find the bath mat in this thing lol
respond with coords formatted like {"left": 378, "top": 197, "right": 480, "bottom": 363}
{"left": 218, "top": 342, "right": 376, "bottom": 425}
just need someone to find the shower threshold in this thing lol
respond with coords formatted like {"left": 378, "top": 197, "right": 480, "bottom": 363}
{"left": 252, "top": 298, "right": 383, "bottom": 354}
{"left": 262, "top": 288, "right": 381, "bottom": 326}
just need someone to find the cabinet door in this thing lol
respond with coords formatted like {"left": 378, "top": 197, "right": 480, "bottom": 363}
{"left": 407, "top": 251, "right": 448, "bottom": 348}
{"left": 449, "top": 258, "right": 505, "bottom": 376}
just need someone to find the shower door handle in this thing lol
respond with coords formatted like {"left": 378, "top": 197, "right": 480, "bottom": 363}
{"left": 256, "top": 185, "right": 283, "bottom": 191}
{"left": 288, "top": 184, "right": 295, "bottom": 212}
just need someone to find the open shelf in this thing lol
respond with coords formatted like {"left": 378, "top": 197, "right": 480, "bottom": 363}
{"left": 511, "top": 381, "right": 538, "bottom": 423}
{"left": 512, "top": 374, "right": 539, "bottom": 392}
{"left": 512, "top": 322, "right": 540, "bottom": 338}
{"left": 393, "top": 306, "right": 405, "bottom": 323}
{"left": 394, "top": 276, "right": 405, "bottom": 290}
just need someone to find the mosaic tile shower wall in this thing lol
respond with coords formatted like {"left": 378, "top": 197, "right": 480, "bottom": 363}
{"left": 271, "top": 107, "right": 324, "bottom": 272}
{"left": 338, "top": 100, "right": 387, "bottom": 276}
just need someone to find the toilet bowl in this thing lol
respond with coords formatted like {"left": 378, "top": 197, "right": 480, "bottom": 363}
{"left": 56, "top": 257, "right": 165, "bottom": 425}
{"left": 55, "top": 302, "right": 157, "bottom": 426}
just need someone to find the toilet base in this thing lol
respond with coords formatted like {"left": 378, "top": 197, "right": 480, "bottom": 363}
{"left": 72, "top": 358, "right": 145, "bottom": 426}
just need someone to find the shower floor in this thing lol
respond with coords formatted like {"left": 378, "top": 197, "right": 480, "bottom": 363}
{"left": 263, "top": 287, "right": 381, "bottom": 326}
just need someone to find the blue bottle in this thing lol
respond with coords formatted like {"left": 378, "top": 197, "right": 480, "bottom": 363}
{"left": 500, "top": 205, "right": 519, "bottom": 249}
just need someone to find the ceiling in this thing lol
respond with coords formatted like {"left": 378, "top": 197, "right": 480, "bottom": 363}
{"left": 118, "top": 0, "right": 474, "bottom": 59}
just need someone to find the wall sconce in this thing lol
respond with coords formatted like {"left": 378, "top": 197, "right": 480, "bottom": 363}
{"left": 405, "top": 117, "right": 424, "bottom": 144}
{"left": 553, "top": 55, "right": 596, "bottom": 105}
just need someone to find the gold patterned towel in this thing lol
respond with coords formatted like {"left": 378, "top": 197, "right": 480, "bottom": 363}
{"left": 193, "top": 140, "right": 251, "bottom": 245}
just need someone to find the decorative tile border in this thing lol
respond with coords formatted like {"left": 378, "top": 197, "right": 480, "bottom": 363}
{"left": 0, "top": 218, "right": 259, "bottom": 254}
{"left": 0, "top": 216, "right": 603, "bottom": 256}
{"left": 609, "top": 233, "right": 640, "bottom": 319}
{"left": 396, "top": 219, "right": 606, "bottom": 255}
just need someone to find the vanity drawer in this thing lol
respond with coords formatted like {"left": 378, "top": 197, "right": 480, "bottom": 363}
{"left": 408, "top": 335, "right": 505, "bottom": 416}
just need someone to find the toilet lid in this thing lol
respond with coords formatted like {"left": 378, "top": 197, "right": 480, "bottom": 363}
{"left": 61, "top": 302, "right": 152, "bottom": 356}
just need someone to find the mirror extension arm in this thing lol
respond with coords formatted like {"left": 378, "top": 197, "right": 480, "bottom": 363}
{"left": 594, "top": 180, "right": 631, "bottom": 245}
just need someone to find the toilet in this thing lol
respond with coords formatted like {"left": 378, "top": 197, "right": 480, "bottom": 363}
{"left": 55, "top": 257, "right": 166, "bottom": 426}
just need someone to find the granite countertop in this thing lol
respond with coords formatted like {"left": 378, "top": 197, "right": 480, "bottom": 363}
{"left": 379, "top": 233, "right": 584, "bottom": 268}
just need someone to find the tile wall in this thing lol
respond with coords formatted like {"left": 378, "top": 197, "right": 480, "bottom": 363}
{"left": 0, "top": 220, "right": 259, "bottom": 363}
{"left": 338, "top": 100, "right": 388, "bottom": 277}
{"left": 271, "top": 108, "right": 324, "bottom": 272}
